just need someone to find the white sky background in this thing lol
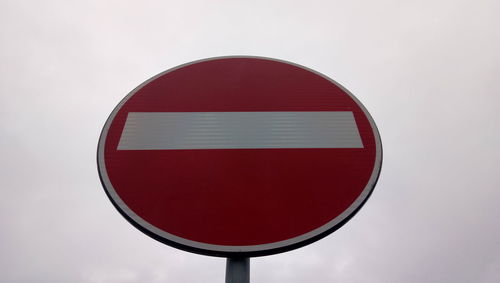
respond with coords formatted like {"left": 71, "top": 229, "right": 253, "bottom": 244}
{"left": 1, "top": 0, "right": 500, "bottom": 282}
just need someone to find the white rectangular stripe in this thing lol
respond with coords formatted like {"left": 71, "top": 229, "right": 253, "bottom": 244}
{"left": 117, "top": 112, "right": 363, "bottom": 150}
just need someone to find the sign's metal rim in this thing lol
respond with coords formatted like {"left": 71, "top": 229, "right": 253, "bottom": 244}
{"left": 97, "top": 55, "right": 383, "bottom": 257}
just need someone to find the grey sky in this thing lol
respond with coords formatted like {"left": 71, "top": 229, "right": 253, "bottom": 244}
{"left": 1, "top": 0, "right": 499, "bottom": 282}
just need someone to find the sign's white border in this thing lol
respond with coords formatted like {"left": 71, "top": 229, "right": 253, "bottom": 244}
{"left": 97, "top": 56, "right": 383, "bottom": 256}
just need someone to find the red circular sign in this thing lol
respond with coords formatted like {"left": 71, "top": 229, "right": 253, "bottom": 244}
{"left": 98, "top": 56, "right": 382, "bottom": 257}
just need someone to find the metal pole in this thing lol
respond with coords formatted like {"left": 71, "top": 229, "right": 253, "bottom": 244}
{"left": 225, "top": 257, "right": 250, "bottom": 283}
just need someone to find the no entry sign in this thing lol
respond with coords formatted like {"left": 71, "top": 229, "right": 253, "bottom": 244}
{"left": 97, "top": 56, "right": 382, "bottom": 257}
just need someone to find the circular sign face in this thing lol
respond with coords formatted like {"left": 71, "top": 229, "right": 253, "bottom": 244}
{"left": 98, "top": 56, "right": 382, "bottom": 257}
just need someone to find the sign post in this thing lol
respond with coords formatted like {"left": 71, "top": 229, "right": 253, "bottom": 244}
{"left": 226, "top": 258, "right": 250, "bottom": 283}
{"left": 98, "top": 56, "right": 382, "bottom": 281}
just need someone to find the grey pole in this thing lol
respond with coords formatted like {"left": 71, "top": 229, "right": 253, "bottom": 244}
{"left": 225, "top": 257, "right": 250, "bottom": 283}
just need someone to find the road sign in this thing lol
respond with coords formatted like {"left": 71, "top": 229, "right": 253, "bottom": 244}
{"left": 97, "top": 56, "right": 382, "bottom": 257}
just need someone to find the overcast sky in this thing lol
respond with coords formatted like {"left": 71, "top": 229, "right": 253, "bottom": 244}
{"left": 1, "top": 0, "right": 500, "bottom": 282}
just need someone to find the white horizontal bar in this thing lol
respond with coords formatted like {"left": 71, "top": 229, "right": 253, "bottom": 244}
{"left": 117, "top": 112, "right": 363, "bottom": 150}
